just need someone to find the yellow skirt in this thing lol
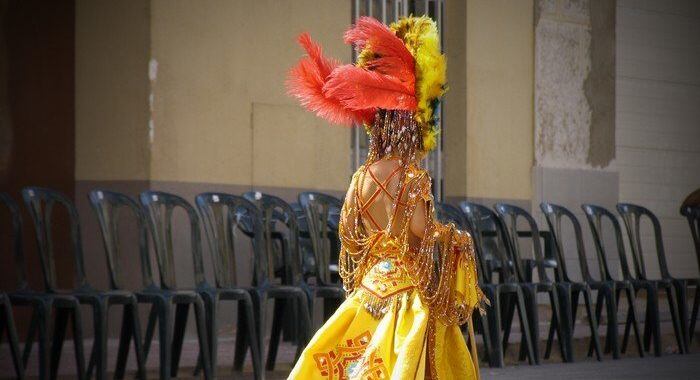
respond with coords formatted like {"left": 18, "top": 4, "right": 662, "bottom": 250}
{"left": 288, "top": 288, "right": 477, "bottom": 379}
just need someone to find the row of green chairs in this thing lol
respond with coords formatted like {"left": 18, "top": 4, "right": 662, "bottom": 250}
{"left": 436, "top": 200, "right": 699, "bottom": 368}
{"left": 1, "top": 188, "right": 346, "bottom": 379}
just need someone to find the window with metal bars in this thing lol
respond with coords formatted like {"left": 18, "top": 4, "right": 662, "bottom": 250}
{"left": 350, "top": 0, "right": 445, "bottom": 201}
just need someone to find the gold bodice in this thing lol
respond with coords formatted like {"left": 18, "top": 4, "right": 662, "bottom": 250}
{"left": 338, "top": 163, "right": 485, "bottom": 326}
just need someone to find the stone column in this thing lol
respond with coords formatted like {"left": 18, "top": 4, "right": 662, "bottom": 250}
{"left": 533, "top": 0, "right": 618, "bottom": 279}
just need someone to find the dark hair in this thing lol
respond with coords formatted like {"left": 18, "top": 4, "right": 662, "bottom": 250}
{"left": 366, "top": 109, "right": 423, "bottom": 165}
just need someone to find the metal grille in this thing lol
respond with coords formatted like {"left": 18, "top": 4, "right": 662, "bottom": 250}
{"left": 351, "top": 0, "right": 445, "bottom": 201}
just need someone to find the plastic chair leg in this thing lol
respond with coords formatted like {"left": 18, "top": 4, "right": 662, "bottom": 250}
{"left": 50, "top": 308, "right": 69, "bottom": 379}
{"left": 475, "top": 287, "right": 494, "bottom": 367}
{"left": 673, "top": 281, "right": 690, "bottom": 352}
{"left": 553, "top": 287, "right": 572, "bottom": 363}
{"left": 543, "top": 319, "right": 555, "bottom": 360}
{"left": 589, "top": 290, "right": 605, "bottom": 356}
{"left": 570, "top": 290, "right": 580, "bottom": 337}
{"left": 36, "top": 302, "right": 51, "bottom": 380}
{"left": 522, "top": 288, "right": 541, "bottom": 364}
{"left": 605, "top": 289, "right": 620, "bottom": 359}
{"left": 517, "top": 293, "right": 531, "bottom": 363}
{"left": 295, "top": 291, "right": 312, "bottom": 360}
{"left": 1, "top": 299, "right": 25, "bottom": 379}
{"left": 647, "top": 288, "right": 662, "bottom": 357}
{"left": 114, "top": 306, "right": 133, "bottom": 379}
{"left": 665, "top": 286, "right": 685, "bottom": 354}
{"left": 70, "top": 307, "right": 86, "bottom": 380}
{"left": 550, "top": 288, "right": 569, "bottom": 363}
{"left": 624, "top": 286, "right": 644, "bottom": 357}
{"left": 114, "top": 302, "right": 146, "bottom": 380}
{"left": 131, "top": 303, "right": 146, "bottom": 380}
{"left": 205, "top": 297, "right": 219, "bottom": 378}
{"left": 582, "top": 290, "right": 603, "bottom": 361}
{"left": 690, "top": 289, "right": 699, "bottom": 343}
{"left": 515, "top": 289, "right": 535, "bottom": 365}
{"left": 500, "top": 293, "right": 516, "bottom": 356}
{"left": 233, "top": 305, "right": 248, "bottom": 371}
{"left": 280, "top": 298, "right": 296, "bottom": 342}
{"left": 142, "top": 304, "right": 158, "bottom": 360}
{"left": 266, "top": 299, "right": 285, "bottom": 370}
{"left": 157, "top": 300, "right": 173, "bottom": 380}
{"left": 22, "top": 309, "right": 38, "bottom": 367}
{"left": 253, "top": 291, "right": 267, "bottom": 368}
{"left": 87, "top": 300, "right": 109, "bottom": 380}
{"left": 192, "top": 298, "right": 212, "bottom": 379}
{"left": 170, "top": 303, "right": 190, "bottom": 376}
{"left": 243, "top": 296, "right": 263, "bottom": 380}
{"left": 476, "top": 311, "right": 493, "bottom": 367}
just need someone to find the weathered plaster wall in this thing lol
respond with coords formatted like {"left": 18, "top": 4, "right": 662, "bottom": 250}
{"left": 533, "top": 0, "right": 620, "bottom": 280}
{"left": 535, "top": 0, "right": 615, "bottom": 169}
{"left": 535, "top": 0, "right": 592, "bottom": 169}
{"left": 586, "top": 0, "right": 616, "bottom": 167}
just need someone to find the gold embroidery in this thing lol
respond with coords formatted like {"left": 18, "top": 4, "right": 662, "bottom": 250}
{"left": 313, "top": 331, "right": 388, "bottom": 380}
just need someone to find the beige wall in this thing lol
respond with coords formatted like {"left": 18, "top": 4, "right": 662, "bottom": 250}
{"left": 445, "top": 0, "right": 535, "bottom": 201}
{"left": 616, "top": 0, "right": 700, "bottom": 278}
{"left": 76, "top": 0, "right": 534, "bottom": 198}
{"left": 149, "top": 0, "right": 352, "bottom": 191}
{"left": 75, "top": 0, "right": 151, "bottom": 181}
{"left": 443, "top": 0, "right": 468, "bottom": 199}
{"left": 465, "top": 0, "right": 534, "bottom": 200}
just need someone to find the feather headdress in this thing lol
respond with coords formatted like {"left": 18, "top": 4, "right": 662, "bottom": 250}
{"left": 287, "top": 16, "right": 446, "bottom": 153}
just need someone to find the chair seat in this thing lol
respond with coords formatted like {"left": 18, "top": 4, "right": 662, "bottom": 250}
{"left": 72, "top": 289, "right": 136, "bottom": 303}
{"left": 313, "top": 284, "right": 345, "bottom": 298}
{"left": 9, "top": 290, "right": 82, "bottom": 308}
{"left": 206, "top": 286, "right": 251, "bottom": 300}
{"left": 136, "top": 288, "right": 202, "bottom": 304}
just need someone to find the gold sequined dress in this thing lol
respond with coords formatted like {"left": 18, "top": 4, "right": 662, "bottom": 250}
{"left": 289, "top": 161, "right": 485, "bottom": 380}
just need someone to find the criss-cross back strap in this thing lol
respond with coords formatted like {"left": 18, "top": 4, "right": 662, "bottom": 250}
{"left": 357, "top": 164, "right": 407, "bottom": 231}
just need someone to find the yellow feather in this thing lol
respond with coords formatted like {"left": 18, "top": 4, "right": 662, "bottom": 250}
{"left": 390, "top": 16, "right": 446, "bottom": 153}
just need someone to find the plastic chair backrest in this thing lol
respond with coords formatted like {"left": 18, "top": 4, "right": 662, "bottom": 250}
{"left": 435, "top": 202, "right": 467, "bottom": 227}
{"left": 21, "top": 187, "right": 87, "bottom": 292}
{"left": 461, "top": 201, "right": 520, "bottom": 284}
{"left": 581, "top": 204, "right": 631, "bottom": 282}
{"left": 680, "top": 205, "right": 700, "bottom": 272}
{"left": 196, "top": 193, "right": 268, "bottom": 289}
{"left": 298, "top": 191, "right": 342, "bottom": 286}
{"left": 0, "top": 193, "right": 29, "bottom": 290}
{"left": 244, "top": 191, "right": 305, "bottom": 287}
{"left": 494, "top": 203, "right": 553, "bottom": 284}
{"left": 617, "top": 203, "right": 671, "bottom": 280}
{"left": 89, "top": 190, "right": 154, "bottom": 290}
{"left": 540, "top": 203, "right": 595, "bottom": 283}
{"left": 140, "top": 191, "right": 206, "bottom": 290}
{"left": 435, "top": 202, "right": 489, "bottom": 279}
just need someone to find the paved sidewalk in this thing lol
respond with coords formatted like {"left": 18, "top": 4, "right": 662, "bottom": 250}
{"left": 3, "top": 333, "right": 698, "bottom": 379}
{"left": 482, "top": 353, "right": 700, "bottom": 380}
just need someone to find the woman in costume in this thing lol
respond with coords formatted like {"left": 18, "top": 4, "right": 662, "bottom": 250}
{"left": 286, "top": 16, "right": 486, "bottom": 380}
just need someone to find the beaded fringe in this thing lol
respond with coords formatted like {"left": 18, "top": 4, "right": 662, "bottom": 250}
{"left": 357, "top": 289, "right": 405, "bottom": 319}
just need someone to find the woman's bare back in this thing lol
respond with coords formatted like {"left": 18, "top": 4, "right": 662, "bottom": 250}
{"left": 349, "top": 158, "right": 428, "bottom": 239}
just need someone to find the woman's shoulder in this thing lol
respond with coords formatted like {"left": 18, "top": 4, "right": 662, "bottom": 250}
{"left": 351, "top": 161, "right": 430, "bottom": 184}
{"left": 404, "top": 164, "right": 430, "bottom": 186}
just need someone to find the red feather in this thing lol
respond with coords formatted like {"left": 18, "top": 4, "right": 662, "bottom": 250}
{"left": 324, "top": 65, "right": 417, "bottom": 111}
{"left": 286, "top": 33, "right": 373, "bottom": 126}
{"left": 344, "top": 17, "right": 415, "bottom": 84}
{"left": 297, "top": 32, "right": 337, "bottom": 78}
